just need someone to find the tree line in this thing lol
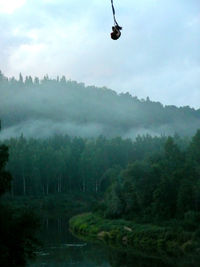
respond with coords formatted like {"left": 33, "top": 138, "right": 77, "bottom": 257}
{"left": 1, "top": 133, "right": 189, "bottom": 197}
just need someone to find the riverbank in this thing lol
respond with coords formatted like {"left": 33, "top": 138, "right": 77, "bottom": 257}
{"left": 69, "top": 213, "right": 199, "bottom": 256}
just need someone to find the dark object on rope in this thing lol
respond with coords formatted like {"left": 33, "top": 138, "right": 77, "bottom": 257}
{"left": 110, "top": 0, "right": 122, "bottom": 40}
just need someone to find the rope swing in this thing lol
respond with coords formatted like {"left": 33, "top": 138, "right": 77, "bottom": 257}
{"left": 110, "top": 0, "right": 122, "bottom": 40}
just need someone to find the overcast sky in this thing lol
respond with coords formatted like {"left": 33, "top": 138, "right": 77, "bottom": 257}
{"left": 0, "top": 0, "right": 200, "bottom": 108}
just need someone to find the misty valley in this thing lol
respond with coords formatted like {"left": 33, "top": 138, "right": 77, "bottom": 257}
{"left": 1, "top": 72, "right": 200, "bottom": 266}
{"left": 1, "top": 71, "right": 200, "bottom": 139}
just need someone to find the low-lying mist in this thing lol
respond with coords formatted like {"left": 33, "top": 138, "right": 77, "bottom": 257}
{"left": 0, "top": 73, "right": 200, "bottom": 139}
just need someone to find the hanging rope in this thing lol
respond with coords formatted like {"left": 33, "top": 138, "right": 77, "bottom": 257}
{"left": 110, "top": 0, "right": 122, "bottom": 40}
{"left": 111, "top": 0, "right": 118, "bottom": 26}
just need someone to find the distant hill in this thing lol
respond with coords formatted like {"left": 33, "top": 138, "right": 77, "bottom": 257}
{"left": 0, "top": 71, "right": 200, "bottom": 139}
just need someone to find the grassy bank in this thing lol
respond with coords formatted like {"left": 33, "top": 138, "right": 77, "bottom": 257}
{"left": 69, "top": 213, "right": 199, "bottom": 255}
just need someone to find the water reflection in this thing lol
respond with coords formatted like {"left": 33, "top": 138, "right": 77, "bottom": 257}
{"left": 29, "top": 217, "right": 199, "bottom": 267}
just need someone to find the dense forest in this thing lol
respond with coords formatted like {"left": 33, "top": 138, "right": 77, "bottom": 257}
{"left": 104, "top": 130, "right": 200, "bottom": 223}
{"left": 1, "top": 130, "right": 200, "bottom": 226}
{"left": 0, "top": 71, "right": 200, "bottom": 139}
{"left": 1, "top": 133, "right": 188, "bottom": 197}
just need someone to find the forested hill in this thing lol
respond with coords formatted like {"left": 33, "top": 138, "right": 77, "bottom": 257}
{"left": 0, "top": 71, "right": 200, "bottom": 139}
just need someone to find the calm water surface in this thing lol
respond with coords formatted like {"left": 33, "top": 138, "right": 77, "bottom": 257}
{"left": 28, "top": 217, "right": 199, "bottom": 267}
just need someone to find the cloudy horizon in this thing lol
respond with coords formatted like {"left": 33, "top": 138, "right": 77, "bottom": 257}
{"left": 0, "top": 0, "right": 200, "bottom": 108}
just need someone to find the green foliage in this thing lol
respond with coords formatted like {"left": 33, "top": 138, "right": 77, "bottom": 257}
{"left": 103, "top": 130, "right": 200, "bottom": 227}
{"left": 70, "top": 213, "right": 196, "bottom": 255}
{"left": 0, "top": 134, "right": 168, "bottom": 196}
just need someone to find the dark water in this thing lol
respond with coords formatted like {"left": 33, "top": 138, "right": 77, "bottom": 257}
{"left": 28, "top": 218, "right": 199, "bottom": 267}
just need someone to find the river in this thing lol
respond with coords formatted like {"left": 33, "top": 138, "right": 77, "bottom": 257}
{"left": 28, "top": 217, "right": 199, "bottom": 267}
